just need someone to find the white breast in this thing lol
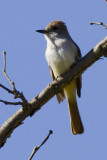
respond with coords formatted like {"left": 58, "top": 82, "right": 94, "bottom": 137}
{"left": 45, "top": 37, "right": 77, "bottom": 77}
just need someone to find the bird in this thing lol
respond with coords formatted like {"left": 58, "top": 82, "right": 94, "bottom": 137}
{"left": 36, "top": 20, "right": 84, "bottom": 134}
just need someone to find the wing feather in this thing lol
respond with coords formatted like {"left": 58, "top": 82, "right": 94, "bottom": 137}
{"left": 75, "top": 46, "right": 82, "bottom": 98}
{"left": 49, "top": 66, "right": 65, "bottom": 103}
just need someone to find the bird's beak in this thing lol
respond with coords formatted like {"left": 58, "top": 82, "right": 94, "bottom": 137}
{"left": 36, "top": 29, "right": 48, "bottom": 34}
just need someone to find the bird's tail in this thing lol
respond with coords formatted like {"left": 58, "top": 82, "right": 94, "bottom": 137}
{"left": 64, "top": 81, "right": 84, "bottom": 134}
{"left": 68, "top": 97, "right": 84, "bottom": 134}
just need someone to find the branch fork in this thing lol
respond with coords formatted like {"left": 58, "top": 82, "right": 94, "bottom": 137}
{"left": 1, "top": 51, "right": 28, "bottom": 109}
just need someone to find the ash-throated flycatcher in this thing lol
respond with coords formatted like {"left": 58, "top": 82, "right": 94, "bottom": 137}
{"left": 36, "top": 20, "right": 84, "bottom": 134}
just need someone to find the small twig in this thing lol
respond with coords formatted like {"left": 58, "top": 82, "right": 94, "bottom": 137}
{"left": 0, "top": 83, "right": 27, "bottom": 106}
{"left": 2, "top": 51, "right": 28, "bottom": 107}
{"left": 0, "top": 100, "right": 23, "bottom": 105}
{"left": 0, "top": 84, "right": 14, "bottom": 94}
{"left": 2, "top": 51, "right": 16, "bottom": 90}
{"left": 29, "top": 130, "right": 53, "bottom": 160}
{"left": 90, "top": 22, "right": 107, "bottom": 29}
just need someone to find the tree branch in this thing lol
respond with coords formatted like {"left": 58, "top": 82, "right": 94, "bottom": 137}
{"left": 0, "top": 84, "right": 13, "bottom": 94}
{"left": 0, "top": 100, "right": 23, "bottom": 105}
{"left": 2, "top": 51, "right": 16, "bottom": 90}
{"left": 28, "top": 130, "right": 53, "bottom": 160}
{"left": 90, "top": 22, "right": 107, "bottom": 29}
{"left": 2, "top": 51, "right": 28, "bottom": 108}
{"left": 0, "top": 37, "right": 107, "bottom": 148}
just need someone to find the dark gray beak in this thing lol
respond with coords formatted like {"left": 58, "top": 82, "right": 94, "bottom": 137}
{"left": 36, "top": 29, "right": 48, "bottom": 34}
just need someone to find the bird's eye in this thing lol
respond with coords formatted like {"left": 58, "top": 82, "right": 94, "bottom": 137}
{"left": 52, "top": 26, "right": 58, "bottom": 30}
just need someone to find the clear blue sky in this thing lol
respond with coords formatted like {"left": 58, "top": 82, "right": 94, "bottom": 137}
{"left": 0, "top": 0, "right": 107, "bottom": 159}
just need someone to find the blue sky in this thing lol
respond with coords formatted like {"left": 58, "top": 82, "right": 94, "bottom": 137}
{"left": 0, "top": 0, "right": 107, "bottom": 159}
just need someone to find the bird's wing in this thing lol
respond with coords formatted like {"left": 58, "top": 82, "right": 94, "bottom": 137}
{"left": 75, "top": 46, "right": 82, "bottom": 98}
{"left": 49, "top": 66, "right": 65, "bottom": 103}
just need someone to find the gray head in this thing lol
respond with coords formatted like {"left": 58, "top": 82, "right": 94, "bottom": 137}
{"left": 36, "top": 20, "right": 70, "bottom": 39}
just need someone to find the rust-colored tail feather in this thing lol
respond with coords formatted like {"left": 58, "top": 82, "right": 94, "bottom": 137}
{"left": 68, "top": 99, "right": 84, "bottom": 134}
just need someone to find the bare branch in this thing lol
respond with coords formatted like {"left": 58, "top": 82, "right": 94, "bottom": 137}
{"left": 0, "top": 37, "right": 107, "bottom": 148}
{"left": 29, "top": 130, "right": 53, "bottom": 160}
{"left": 0, "top": 100, "right": 22, "bottom": 105}
{"left": 0, "top": 84, "right": 14, "bottom": 94}
{"left": 2, "top": 51, "right": 28, "bottom": 107}
{"left": 0, "top": 83, "right": 28, "bottom": 108}
{"left": 90, "top": 22, "right": 107, "bottom": 29}
{"left": 2, "top": 51, "right": 16, "bottom": 90}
